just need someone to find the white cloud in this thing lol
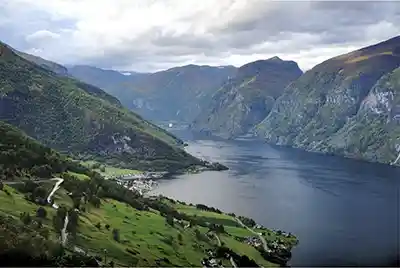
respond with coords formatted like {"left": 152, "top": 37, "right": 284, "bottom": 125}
{"left": 25, "top": 30, "right": 60, "bottom": 43}
{"left": 0, "top": 0, "right": 399, "bottom": 72}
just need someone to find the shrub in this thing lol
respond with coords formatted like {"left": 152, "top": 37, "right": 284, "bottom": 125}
{"left": 112, "top": 229, "right": 120, "bottom": 242}
{"left": 36, "top": 207, "right": 47, "bottom": 219}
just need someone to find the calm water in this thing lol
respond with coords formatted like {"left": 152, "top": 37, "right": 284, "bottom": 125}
{"left": 151, "top": 130, "right": 400, "bottom": 266}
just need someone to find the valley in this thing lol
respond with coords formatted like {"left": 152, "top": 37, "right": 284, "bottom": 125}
{"left": 0, "top": 16, "right": 399, "bottom": 267}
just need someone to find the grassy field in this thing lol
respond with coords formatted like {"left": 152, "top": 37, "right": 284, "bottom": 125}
{"left": 0, "top": 184, "right": 60, "bottom": 241}
{"left": 76, "top": 199, "right": 215, "bottom": 266}
{"left": 67, "top": 171, "right": 91, "bottom": 181}
{"left": 219, "top": 234, "right": 278, "bottom": 267}
{"left": 1, "top": 180, "right": 296, "bottom": 267}
{"left": 81, "top": 160, "right": 141, "bottom": 178}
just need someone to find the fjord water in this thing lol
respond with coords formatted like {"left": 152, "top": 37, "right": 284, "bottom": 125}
{"left": 151, "top": 130, "right": 400, "bottom": 266}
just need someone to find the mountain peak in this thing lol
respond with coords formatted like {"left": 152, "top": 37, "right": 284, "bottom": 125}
{"left": 268, "top": 56, "right": 283, "bottom": 61}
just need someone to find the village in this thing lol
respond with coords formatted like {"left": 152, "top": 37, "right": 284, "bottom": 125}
{"left": 112, "top": 172, "right": 167, "bottom": 195}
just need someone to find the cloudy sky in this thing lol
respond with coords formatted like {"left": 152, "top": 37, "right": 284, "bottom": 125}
{"left": 1, "top": 0, "right": 399, "bottom": 72}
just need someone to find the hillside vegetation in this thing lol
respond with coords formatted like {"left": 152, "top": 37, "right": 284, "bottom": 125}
{"left": 0, "top": 41, "right": 201, "bottom": 172}
{"left": 0, "top": 121, "right": 91, "bottom": 181}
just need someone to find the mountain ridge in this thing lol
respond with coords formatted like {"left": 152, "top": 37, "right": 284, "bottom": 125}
{"left": 191, "top": 57, "right": 303, "bottom": 138}
{"left": 68, "top": 64, "right": 237, "bottom": 123}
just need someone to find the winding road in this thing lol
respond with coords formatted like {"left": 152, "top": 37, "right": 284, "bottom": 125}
{"left": 46, "top": 178, "right": 64, "bottom": 209}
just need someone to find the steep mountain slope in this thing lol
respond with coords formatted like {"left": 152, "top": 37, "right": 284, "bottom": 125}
{"left": 0, "top": 41, "right": 200, "bottom": 172}
{"left": 15, "top": 50, "right": 69, "bottom": 76}
{"left": 191, "top": 57, "right": 302, "bottom": 138}
{"left": 0, "top": 120, "right": 89, "bottom": 180}
{"left": 68, "top": 64, "right": 237, "bottom": 123}
{"left": 256, "top": 36, "right": 400, "bottom": 165}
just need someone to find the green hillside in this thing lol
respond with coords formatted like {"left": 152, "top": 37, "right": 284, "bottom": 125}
{"left": 0, "top": 122, "right": 297, "bottom": 267}
{"left": 0, "top": 120, "right": 91, "bottom": 181}
{"left": 0, "top": 41, "right": 201, "bottom": 172}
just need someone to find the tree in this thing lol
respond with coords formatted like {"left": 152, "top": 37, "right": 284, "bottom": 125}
{"left": 72, "top": 196, "right": 81, "bottom": 209}
{"left": 31, "top": 165, "right": 52, "bottom": 178}
{"left": 33, "top": 186, "right": 47, "bottom": 200}
{"left": 23, "top": 180, "right": 39, "bottom": 193}
{"left": 105, "top": 224, "right": 110, "bottom": 230}
{"left": 0, "top": 181, "right": 3, "bottom": 191}
{"left": 165, "top": 215, "right": 174, "bottom": 227}
{"left": 36, "top": 207, "right": 47, "bottom": 219}
{"left": 95, "top": 223, "right": 101, "bottom": 229}
{"left": 89, "top": 196, "right": 101, "bottom": 208}
{"left": 112, "top": 229, "right": 120, "bottom": 242}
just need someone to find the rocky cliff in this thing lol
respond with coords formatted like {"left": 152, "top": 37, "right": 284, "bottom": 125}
{"left": 191, "top": 57, "right": 302, "bottom": 138}
{"left": 255, "top": 36, "right": 400, "bottom": 165}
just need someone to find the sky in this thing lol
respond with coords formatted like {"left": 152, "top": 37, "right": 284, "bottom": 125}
{"left": 1, "top": 0, "right": 399, "bottom": 72}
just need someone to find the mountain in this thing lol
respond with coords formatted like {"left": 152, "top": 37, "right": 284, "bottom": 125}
{"left": 15, "top": 50, "right": 69, "bottom": 76}
{"left": 191, "top": 57, "right": 303, "bottom": 138}
{"left": 68, "top": 64, "right": 237, "bottom": 123}
{"left": 255, "top": 36, "right": 400, "bottom": 165}
{"left": 0, "top": 41, "right": 201, "bottom": 172}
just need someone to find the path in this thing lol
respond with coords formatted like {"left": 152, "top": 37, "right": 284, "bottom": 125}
{"left": 235, "top": 217, "right": 269, "bottom": 252}
{"left": 46, "top": 178, "right": 64, "bottom": 209}
{"left": 211, "top": 232, "right": 238, "bottom": 268}
{"left": 4, "top": 177, "right": 101, "bottom": 265}
{"left": 2, "top": 178, "right": 54, "bottom": 185}
{"left": 212, "top": 232, "right": 221, "bottom": 246}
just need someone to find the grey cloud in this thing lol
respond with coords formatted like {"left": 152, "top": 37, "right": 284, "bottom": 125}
{"left": 1, "top": 1, "right": 399, "bottom": 72}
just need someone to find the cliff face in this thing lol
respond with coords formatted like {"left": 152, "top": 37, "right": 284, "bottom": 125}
{"left": 191, "top": 57, "right": 302, "bottom": 138}
{"left": 255, "top": 36, "right": 400, "bottom": 165}
{"left": 318, "top": 67, "right": 400, "bottom": 164}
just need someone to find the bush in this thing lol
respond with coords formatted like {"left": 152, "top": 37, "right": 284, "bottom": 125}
{"left": 95, "top": 222, "right": 101, "bottom": 229}
{"left": 105, "top": 224, "right": 110, "bottom": 230}
{"left": 33, "top": 186, "right": 47, "bottom": 200}
{"left": 36, "top": 207, "right": 47, "bottom": 219}
{"left": 165, "top": 215, "right": 174, "bottom": 227}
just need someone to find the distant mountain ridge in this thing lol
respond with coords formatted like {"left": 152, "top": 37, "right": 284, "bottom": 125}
{"left": 191, "top": 57, "right": 303, "bottom": 138}
{"left": 68, "top": 64, "right": 237, "bottom": 123}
